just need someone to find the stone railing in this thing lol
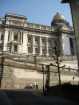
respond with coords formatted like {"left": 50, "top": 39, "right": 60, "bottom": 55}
{"left": 27, "top": 23, "right": 54, "bottom": 32}
{"left": 0, "top": 52, "right": 77, "bottom": 65}
{"left": 61, "top": 56, "right": 77, "bottom": 61}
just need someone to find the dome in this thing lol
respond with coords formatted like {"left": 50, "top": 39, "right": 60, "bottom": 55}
{"left": 53, "top": 12, "right": 65, "bottom": 21}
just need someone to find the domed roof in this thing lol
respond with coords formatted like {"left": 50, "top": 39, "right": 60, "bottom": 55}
{"left": 53, "top": 12, "right": 65, "bottom": 21}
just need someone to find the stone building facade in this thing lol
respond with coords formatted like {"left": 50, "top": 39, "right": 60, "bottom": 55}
{"left": 0, "top": 12, "right": 78, "bottom": 89}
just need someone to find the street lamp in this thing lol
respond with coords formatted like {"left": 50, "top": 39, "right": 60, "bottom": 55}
{"left": 54, "top": 46, "right": 61, "bottom": 86}
{"left": 0, "top": 34, "right": 4, "bottom": 88}
{"left": 41, "top": 64, "right": 45, "bottom": 95}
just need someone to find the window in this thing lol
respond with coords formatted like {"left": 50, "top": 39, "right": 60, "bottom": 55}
{"left": 0, "top": 43, "right": 3, "bottom": 51}
{"left": 8, "top": 31, "right": 11, "bottom": 41}
{"left": 42, "top": 48, "right": 46, "bottom": 56}
{"left": 35, "top": 36, "right": 39, "bottom": 47}
{"left": 42, "top": 38, "right": 46, "bottom": 47}
{"left": 70, "top": 38, "right": 74, "bottom": 55}
{"left": 7, "top": 44, "right": 11, "bottom": 53}
{"left": 27, "top": 35, "right": 32, "bottom": 47}
{"left": 28, "top": 35, "right": 32, "bottom": 43}
{"left": 1, "top": 34, "right": 3, "bottom": 40}
{"left": 14, "top": 45, "right": 18, "bottom": 52}
{"left": 18, "top": 31, "right": 23, "bottom": 43}
{"left": 14, "top": 32, "right": 18, "bottom": 41}
{"left": 28, "top": 47, "right": 32, "bottom": 54}
{"left": 21, "top": 32, "right": 23, "bottom": 43}
{"left": 35, "top": 47, "right": 39, "bottom": 55}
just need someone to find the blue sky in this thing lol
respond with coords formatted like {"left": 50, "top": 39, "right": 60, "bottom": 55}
{"left": 0, "top": 0, "right": 72, "bottom": 25}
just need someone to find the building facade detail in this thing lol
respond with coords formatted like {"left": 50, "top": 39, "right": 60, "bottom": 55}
{"left": 0, "top": 12, "right": 76, "bottom": 57}
{"left": 0, "top": 12, "right": 78, "bottom": 89}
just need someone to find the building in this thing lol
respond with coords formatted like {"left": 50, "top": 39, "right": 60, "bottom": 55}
{"left": 0, "top": 12, "right": 78, "bottom": 89}
{"left": 0, "top": 12, "right": 76, "bottom": 56}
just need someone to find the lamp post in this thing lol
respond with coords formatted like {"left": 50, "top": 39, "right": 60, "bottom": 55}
{"left": 54, "top": 46, "right": 61, "bottom": 86}
{"left": 34, "top": 54, "right": 37, "bottom": 70}
{"left": 45, "top": 65, "right": 50, "bottom": 94}
{"left": 54, "top": 27, "right": 62, "bottom": 86}
{"left": 0, "top": 33, "right": 4, "bottom": 88}
{"left": 41, "top": 64, "right": 45, "bottom": 95}
{"left": 61, "top": 0, "right": 79, "bottom": 72}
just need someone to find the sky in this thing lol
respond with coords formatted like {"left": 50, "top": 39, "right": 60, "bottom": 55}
{"left": 0, "top": 0, "right": 72, "bottom": 26}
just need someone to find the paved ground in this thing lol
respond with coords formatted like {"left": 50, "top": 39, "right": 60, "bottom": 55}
{"left": 0, "top": 89, "right": 78, "bottom": 105}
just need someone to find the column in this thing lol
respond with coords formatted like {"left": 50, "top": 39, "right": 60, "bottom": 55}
{"left": 62, "top": 33, "right": 71, "bottom": 55}
{"left": 11, "top": 31, "right": 14, "bottom": 41}
{"left": 39, "top": 36, "right": 42, "bottom": 56}
{"left": 17, "top": 32, "right": 21, "bottom": 54}
{"left": 3, "top": 29, "right": 8, "bottom": 52}
{"left": 11, "top": 45, "right": 14, "bottom": 53}
{"left": 22, "top": 31, "right": 28, "bottom": 54}
{"left": 10, "top": 31, "right": 14, "bottom": 53}
{"left": 46, "top": 37, "right": 49, "bottom": 56}
{"left": 32, "top": 36, "right": 35, "bottom": 55}
{"left": 18, "top": 32, "right": 20, "bottom": 43}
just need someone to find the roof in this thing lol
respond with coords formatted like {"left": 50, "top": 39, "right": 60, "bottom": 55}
{"left": 5, "top": 12, "right": 27, "bottom": 20}
{"left": 53, "top": 12, "right": 65, "bottom": 21}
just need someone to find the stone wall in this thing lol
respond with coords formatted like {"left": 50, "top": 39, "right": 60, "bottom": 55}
{"left": 0, "top": 55, "right": 78, "bottom": 89}
{"left": 1, "top": 65, "right": 45, "bottom": 89}
{"left": 1, "top": 66, "right": 14, "bottom": 89}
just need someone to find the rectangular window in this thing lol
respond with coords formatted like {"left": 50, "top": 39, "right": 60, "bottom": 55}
{"left": 28, "top": 35, "right": 32, "bottom": 43}
{"left": 35, "top": 36, "right": 39, "bottom": 48}
{"left": 22, "top": 32, "right": 23, "bottom": 43}
{"left": 42, "top": 48, "right": 46, "bottom": 56}
{"left": 18, "top": 31, "right": 23, "bottom": 43}
{"left": 28, "top": 47, "right": 32, "bottom": 54}
{"left": 14, "top": 32, "right": 18, "bottom": 41}
{"left": 1, "top": 34, "right": 3, "bottom": 40}
{"left": 27, "top": 35, "right": 32, "bottom": 47}
{"left": 70, "top": 38, "right": 74, "bottom": 55}
{"left": 35, "top": 47, "right": 39, "bottom": 55}
{"left": 14, "top": 45, "right": 18, "bottom": 52}
{"left": 7, "top": 44, "right": 11, "bottom": 53}
{"left": 8, "top": 31, "right": 10, "bottom": 41}
{"left": 0, "top": 43, "right": 3, "bottom": 51}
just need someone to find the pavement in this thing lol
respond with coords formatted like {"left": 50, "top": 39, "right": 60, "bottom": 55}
{"left": 0, "top": 89, "right": 78, "bottom": 105}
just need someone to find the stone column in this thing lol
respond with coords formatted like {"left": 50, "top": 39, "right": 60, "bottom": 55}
{"left": 11, "top": 31, "right": 14, "bottom": 41}
{"left": 22, "top": 32, "right": 28, "bottom": 54}
{"left": 32, "top": 36, "right": 35, "bottom": 55}
{"left": 39, "top": 36, "right": 42, "bottom": 56}
{"left": 3, "top": 29, "right": 9, "bottom": 52}
{"left": 61, "top": 33, "right": 71, "bottom": 55}
{"left": 18, "top": 32, "right": 20, "bottom": 43}
{"left": 46, "top": 37, "right": 49, "bottom": 56}
{"left": 11, "top": 45, "right": 14, "bottom": 53}
{"left": 10, "top": 31, "right": 14, "bottom": 53}
{"left": 18, "top": 32, "right": 22, "bottom": 54}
